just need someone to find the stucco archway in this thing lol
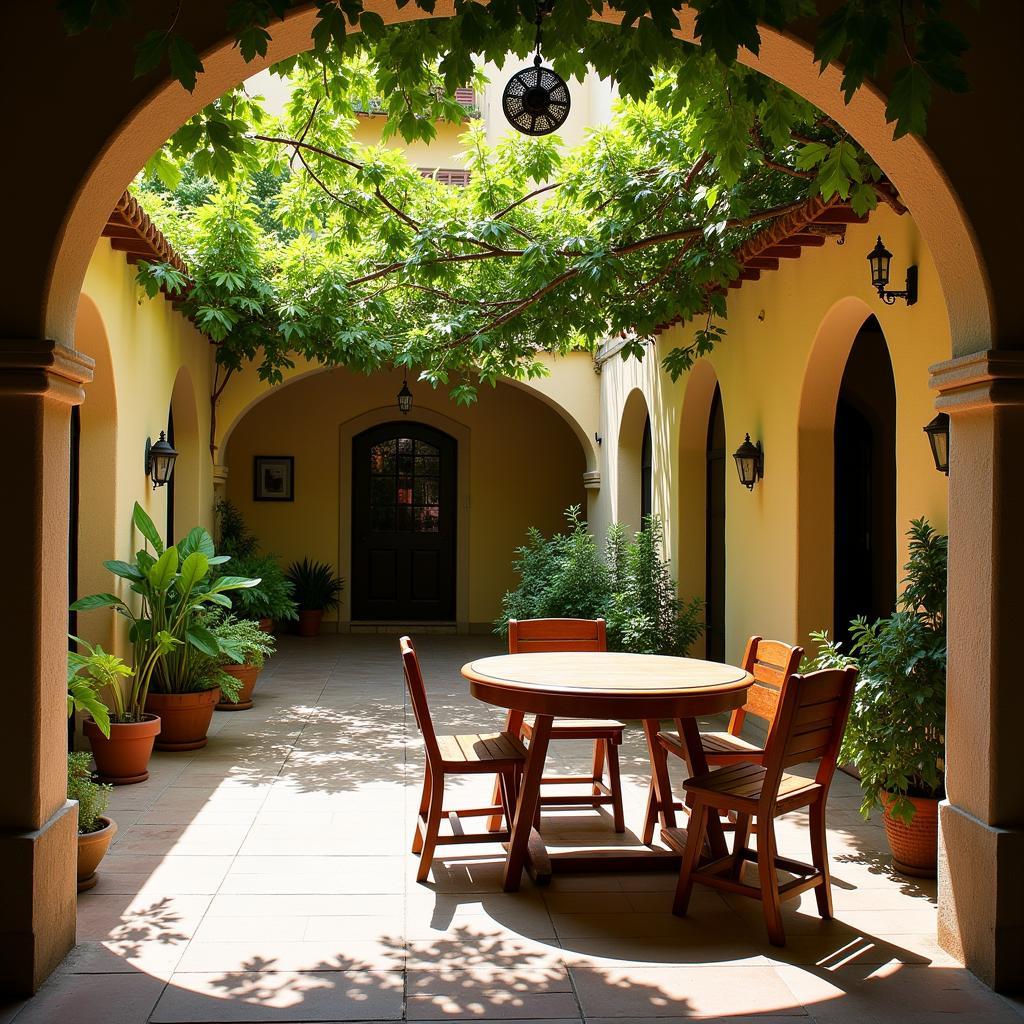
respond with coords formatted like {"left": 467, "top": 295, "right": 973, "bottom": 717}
{"left": 616, "top": 388, "right": 650, "bottom": 536}
{"left": 167, "top": 365, "right": 203, "bottom": 545}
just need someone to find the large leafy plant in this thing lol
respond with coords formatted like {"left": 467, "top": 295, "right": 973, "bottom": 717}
{"left": 497, "top": 506, "right": 704, "bottom": 657}
{"left": 71, "top": 503, "right": 261, "bottom": 700}
{"left": 806, "top": 518, "right": 947, "bottom": 824}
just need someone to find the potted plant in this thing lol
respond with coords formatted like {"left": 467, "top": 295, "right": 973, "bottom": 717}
{"left": 68, "top": 752, "right": 116, "bottom": 892}
{"left": 806, "top": 518, "right": 947, "bottom": 877}
{"left": 72, "top": 502, "right": 259, "bottom": 754}
{"left": 285, "top": 558, "right": 344, "bottom": 637}
{"left": 209, "top": 615, "right": 277, "bottom": 710}
{"left": 68, "top": 635, "right": 173, "bottom": 785}
{"left": 214, "top": 500, "right": 298, "bottom": 632}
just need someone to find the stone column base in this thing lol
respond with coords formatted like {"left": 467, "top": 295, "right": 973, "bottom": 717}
{"left": 938, "top": 800, "right": 1024, "bottom": 992}
{"left": 0, "top": 800, "right": 78, "bottom": 995}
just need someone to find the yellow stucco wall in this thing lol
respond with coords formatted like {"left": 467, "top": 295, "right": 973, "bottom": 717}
{"left": 221, "top": 366, "right": 587, "bottom": 629}
{"left": 73, "top": 239, "right": 214, "bottom": 652}
{"left": 595, "top": 203, "right": 950, "bottom": 663}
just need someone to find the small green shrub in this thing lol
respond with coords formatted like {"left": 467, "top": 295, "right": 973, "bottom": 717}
{"left": 210, "top": 614, "right": 277, "bottom": 669}
{"left": 805, "top": 518, "right": 947, "bottom": 824}
{"left": 497, "top": 507, "right": 704, "bottom": 657}
{"left": 214, "top": 501, "right": 299, "bottom": 622}
{"left": 67, "top": 752, "right": 111, "bottom": 835}
{"left": 286, "top": 559, "right": 345, "bottom": 612}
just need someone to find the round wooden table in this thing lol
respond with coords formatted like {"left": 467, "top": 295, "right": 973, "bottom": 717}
{"left": 461, "top": 651, "right": 753, "bottom": 891}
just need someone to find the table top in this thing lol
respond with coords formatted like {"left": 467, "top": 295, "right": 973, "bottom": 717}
{"left": 462, "top": 651, "right": 752, "bottom": 702}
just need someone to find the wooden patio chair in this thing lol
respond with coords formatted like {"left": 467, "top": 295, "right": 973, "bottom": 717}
{"left": 669, "top": 665, "right": 858, "bottom": 945}
{"left": 642, "top": 636, "right": 803, "bottom": 844}
{"left": 490, "top": 618, "right": 625, "bottom": 833}
{"left": 400, "top": 636, "right": 527, "bottom": 883}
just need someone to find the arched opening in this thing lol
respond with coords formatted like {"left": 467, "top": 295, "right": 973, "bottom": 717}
{"left": 617, "top": 388, "right": 651, "bottom": 536}
{"left": 167, "top": 365, "right": 201, "bottom": 545}
{"left": 72, "top": 294, "right": 118, "bottom": 652}
{"left": 222, "top": 366, "right": 587, "bottom": 630}
{"left": 833, "top": 317, "right": 897, "bottom": 643}
{"left": 352, "top": 421, "right": 457, "bottom": 622}
{"left": 640, "top": 414, "right": 653, "bottom": 525}
{"left": 705, "top": 385, "right": 727, "bottom": 662}
{"left": 675, "top": 360, "right": 720, "bottom": 659}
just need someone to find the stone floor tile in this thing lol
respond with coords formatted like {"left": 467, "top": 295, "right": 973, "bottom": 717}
{"left": 570, "top": 964, "right": 806, "bottom": 1018}
{"left": 406, "top": 966, "right": 579, "bottom": 1020}
{"left": 174, "top": 938, "right": 407, "bottom": 973}
{"left": 151, "top": 970, "right": 404, "bottom": 1022}
{"left": 10, "top": 972, "right": 166, "bottom": 1024}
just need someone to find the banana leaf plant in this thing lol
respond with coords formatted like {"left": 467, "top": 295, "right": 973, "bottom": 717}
{"left": 70, "top": 502, "right": 260, "bottom": 705}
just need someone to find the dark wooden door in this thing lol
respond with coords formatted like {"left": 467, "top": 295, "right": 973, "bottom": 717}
{"left": 705, "top": 387, "right": 726, "bottom": 662}
{"left": 352, "top": 422, "right": 456, "bottom": 621}
{"left": 833, "top": 398, "right": 874, "bottom": 645}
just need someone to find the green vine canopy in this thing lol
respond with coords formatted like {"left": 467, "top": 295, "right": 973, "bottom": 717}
{"left": 67, "top": 2, "right": 971, "bottom": 407}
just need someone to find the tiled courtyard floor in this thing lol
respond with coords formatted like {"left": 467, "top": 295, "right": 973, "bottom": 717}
{"left": 7, "top": 635, "right": 1022, "bottom": 1023}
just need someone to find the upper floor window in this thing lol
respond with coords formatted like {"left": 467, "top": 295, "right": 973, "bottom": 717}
{"left": 419, "top": 168, "right": 472, "bottom": 187}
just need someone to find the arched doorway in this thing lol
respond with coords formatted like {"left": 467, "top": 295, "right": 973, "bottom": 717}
{"left": 640, "top": 414, "right": 653, "bottom": 525}
{"left": 833, "top": 318, "right": 897, "bottom": 643}
{"left": 352, "top": 421, "right": 457, "bottom": 622}
{"left": 705, "top": 385, "right": 726, "bottom": 662}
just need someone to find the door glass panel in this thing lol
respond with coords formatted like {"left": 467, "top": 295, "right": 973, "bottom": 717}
{"left": 370, "top": 477, "right": 394, "bottom": 508}
{"left": 414, "top": 478, "right": 439, "bottom": 506}
{"left": 367, "top": 434, "right": 445, "bottom": 534}
{"left": 415, "top": 507, "right": 440, "bottom": 533}
{"left": 370, "top": 441, "right": 396, "bottom": 475}
{"left": 397, "top": 505, "right": 413, "bottom": 531}
{"left": 371, "top": 505, "right": 396, "bottom": 531}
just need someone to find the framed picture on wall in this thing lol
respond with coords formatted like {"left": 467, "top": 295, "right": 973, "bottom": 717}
{"left": 253, "top": 456, "right": 294, "bottom": 502}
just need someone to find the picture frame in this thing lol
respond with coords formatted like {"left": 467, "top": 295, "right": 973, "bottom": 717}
{"left": 253, "top": 455, "right": 294, "bottom": 502}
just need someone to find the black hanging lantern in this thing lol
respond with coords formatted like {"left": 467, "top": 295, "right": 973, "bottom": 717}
{"left": 867, "top": 235, "right": 918, "bottom": 305}
{"left": 923, "top": 412, "right": 950, "bottom": 474}
{"left": 397, "top": 373, "right": 413, "bottom": 415}
{"left": 732, "top": 434, "right": 763, "bottom": 490}
{"left": 502, "top": 3, "right": 570, "bottom": 136}
{"left": 145, "top": 431, "right": 178, "bottom": 489}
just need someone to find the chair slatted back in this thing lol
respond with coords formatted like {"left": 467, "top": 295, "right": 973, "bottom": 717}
{"left": 728, "top": 636, "right": 804, "bottom": 736}
{"left": 762, "top": 666, "right": 858, "bottom": 800}
{"left": 507, "top": 618, "right": 607, "bottom": 654}
{"left": 400, "top": 636, "right": 441, "bottom": 763}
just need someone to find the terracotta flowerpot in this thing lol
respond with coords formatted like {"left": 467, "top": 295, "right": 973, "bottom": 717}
{"left": 77, "top": 816, "right": 117, "bottom": 893}
{"left": 84, "top": 715, "right": 161, "bottom": 785}
{"left": 216, "top": 664, "right": 260, "bottom": 711}
{"left": 258, "top": 617, "right": 274, "bottom": 634}
{"left": 882, "top": 792, "right": 939, "bottom": 878}
{"left": 297, "top": 609, "right": 323, "bottom": 637}
{"left": 145, "top": 689, "right": 220, "bottom": 751}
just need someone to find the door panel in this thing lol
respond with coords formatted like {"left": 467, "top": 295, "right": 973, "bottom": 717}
{"left": 352, "top": 422, "right": 456, "bottom": 621}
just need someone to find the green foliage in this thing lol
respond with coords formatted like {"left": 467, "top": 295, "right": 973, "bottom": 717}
{"left": 605, "top": 516, "right": 705, "bottom": 657}
{"left": 285, "top": 559, "right": 345, "bottom": 612}
{"left": 67, "top": 752, "right": 111, "bottom": 835}
{"left": 66, "top": 639, "right": 130, "bottom": 736}
{"left": 208, "top": 614, "right": 277, "bottom": 669}
{"left": 213, "top": 500, "right": 299, "bottom": 621}
{"left": 805, "top": 519, "right": 947, "bottom": 824}
{"left": 70, "top": 503, "right": 261, "bottom": 702}
{"left": 63, "top": 0, "right": 971, "bottom": 157}
{"left": 497, "top": 507, "right": 704, "bottom": 657}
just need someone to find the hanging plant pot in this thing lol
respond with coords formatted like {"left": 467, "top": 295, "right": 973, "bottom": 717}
{"left": 84, "top": 715, "right": 161, "bottom": 785}
{"left": 258, "top": 617, "right": 274, "bottom": 634}
{"left": 216, "top": 664, "right": 260, "bottom": 711}
{"left": 882, "top": 792, "right": 939, "bottom": 878}
{"left": 145, "top": 689, "right": 220, "bottom": 751}
{"left": 297, "top": 610, "right": 323, "bottom": 637}
{"left": 77, "top": 816, "right": 117, "bottom": 892}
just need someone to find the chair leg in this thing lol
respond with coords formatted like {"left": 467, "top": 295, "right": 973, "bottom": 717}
{"left": 489, "top": 710, "right": 524, "bottom": 831}
{"left": 757, "top": 818, "right": 785, "bottom": 946}
{"left": 673, "top": 801, "right": 709, "bottom": 917}
{"left": 412, "top": 761, "right": 432, "bottom": 854}
{"left": 642, "top": 777, "right": 659, "bottom": 846}
{"left": 809, "top": 798, "right": 833, "bottom": 919}
{"left": 591, "top": 740, "right": 606, "bottom": 794}
{"left": 605, "top": 739, "right": 625, "bottom": 833}
{"left": 416, "top": 772, "right": 445, "bottom": 883}
{"left": 731, "top": 813, "right": 752, "bottom": 881}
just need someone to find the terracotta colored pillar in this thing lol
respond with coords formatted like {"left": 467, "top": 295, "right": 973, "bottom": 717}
{"left": 0, "top": 341, "right": 93, "bottom": 994}
{"left": 931, "top": 350, "right": 1024, "bottom": 992}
